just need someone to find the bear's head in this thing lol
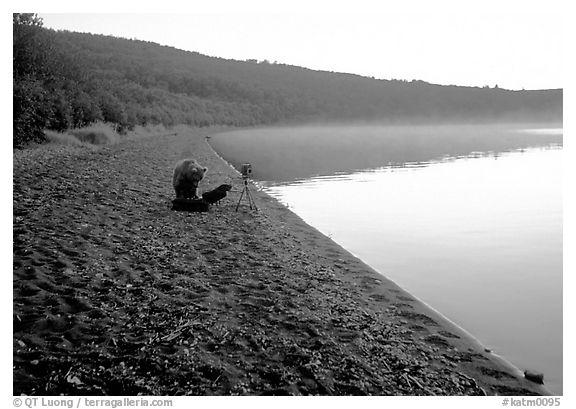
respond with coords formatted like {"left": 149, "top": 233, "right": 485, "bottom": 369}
{"left": 190, "top": 166, "right": 207, "bottom": 182}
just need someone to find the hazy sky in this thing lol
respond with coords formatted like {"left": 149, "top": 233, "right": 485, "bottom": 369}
{"left": 37, "top": 3, "right": 563, "bottom": 91}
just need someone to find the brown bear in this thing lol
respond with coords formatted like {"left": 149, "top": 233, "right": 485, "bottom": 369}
{"left": 172, "top": 159, "right": 208, "bottom": 199}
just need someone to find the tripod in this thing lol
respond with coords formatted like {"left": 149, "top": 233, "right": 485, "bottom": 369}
{"left": 235, "top": 178, "right": 258, "bottom": 212}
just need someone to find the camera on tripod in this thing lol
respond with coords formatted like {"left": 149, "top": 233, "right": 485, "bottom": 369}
{"left": 241, "top": 163, "right": 252, "bottom": 179}
{"left": 236, "top": 163, "right": 258, "bottom": 212}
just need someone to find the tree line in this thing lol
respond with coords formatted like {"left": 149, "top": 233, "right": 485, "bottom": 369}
{"left": 13, "top": 14, "right": 562, "bottom": 147}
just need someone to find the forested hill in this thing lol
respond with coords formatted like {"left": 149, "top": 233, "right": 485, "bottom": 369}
{"left": 13, "top": 14, "right": 562, "bottom": 146}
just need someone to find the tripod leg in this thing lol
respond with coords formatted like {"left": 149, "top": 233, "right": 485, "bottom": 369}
{"left": 246, "top": 187, "right": 253, "bottom": 210}
{"left": 235, "top": 186, "right": 246, "bottom": 212}
{"left": 246, "top": 186, "right": 258, "bottom": 211}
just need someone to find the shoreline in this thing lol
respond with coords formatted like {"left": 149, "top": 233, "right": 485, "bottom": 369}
{"left": 13, "top": 127, "right": 550, "bottom": 395}
{"left": 206, "top": 129, "right": 552, "bottom": 395}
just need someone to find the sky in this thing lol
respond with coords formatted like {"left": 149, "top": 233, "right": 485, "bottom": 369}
{"left": 34, "top": 1, "right": 564, "bottom": 91}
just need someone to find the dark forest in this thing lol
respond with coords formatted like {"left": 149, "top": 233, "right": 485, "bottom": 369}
{"left": 13, "top": 14, "right": 562, "bottom": 147}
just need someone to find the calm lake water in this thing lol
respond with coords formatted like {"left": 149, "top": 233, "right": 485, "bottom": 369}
{"left": 212, "top": 124, "right": 563, "bottom": 394}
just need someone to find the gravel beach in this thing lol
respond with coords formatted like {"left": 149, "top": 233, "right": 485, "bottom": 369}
{"left": 13, "top": 127, "right": 549, "bottom": 395}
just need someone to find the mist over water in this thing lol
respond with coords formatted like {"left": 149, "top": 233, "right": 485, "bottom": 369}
{"left": 212, "top": 123, "right": 563, "bottom": 394}
{"left": 210, "top": 123, "right": 562, "bottom": 181}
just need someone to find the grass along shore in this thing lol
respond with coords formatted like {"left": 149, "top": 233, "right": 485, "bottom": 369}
{"left": 13, "top": 126, "right": 549, "bottom": 395}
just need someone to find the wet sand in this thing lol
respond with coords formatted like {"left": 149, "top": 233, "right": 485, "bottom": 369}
{"left": 13, "top": 127, "right": 550, "bottom": 395}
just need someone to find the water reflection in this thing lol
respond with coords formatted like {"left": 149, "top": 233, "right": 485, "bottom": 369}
{"left": 516, "top": 128, "right": 563, "bottom": 135}
{"left": 269, "top": 144, "right": 562, "bottom": 185}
